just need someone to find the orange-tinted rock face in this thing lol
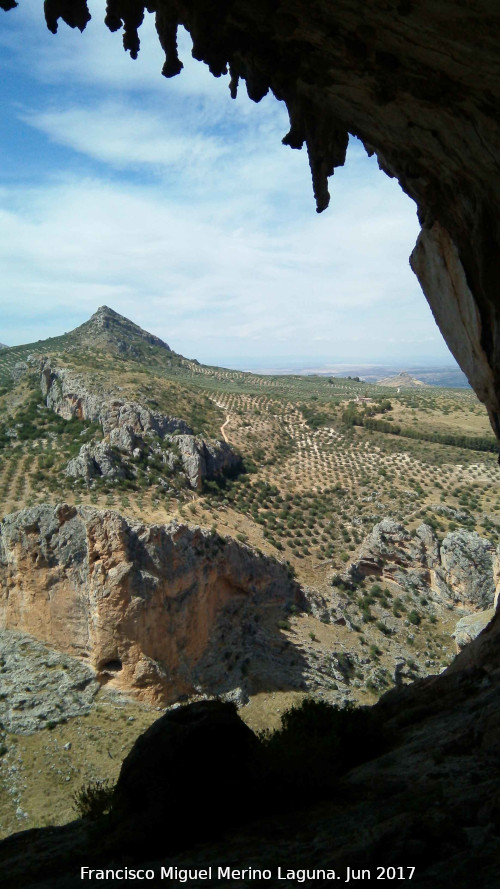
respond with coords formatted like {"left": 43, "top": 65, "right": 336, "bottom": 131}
{"left": 0, "top": 505, "right": 303, "bottom": 705}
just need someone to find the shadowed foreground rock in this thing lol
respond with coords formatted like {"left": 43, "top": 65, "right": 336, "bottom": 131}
{"left": 1, "top": 617, "right": 500, "bottom": 887}
{"left": 111, "top": 700, "right": 262, "bottom": 853}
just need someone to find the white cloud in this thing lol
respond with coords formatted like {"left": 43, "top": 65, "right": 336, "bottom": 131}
{"left": 23, "top": 103, "right": 229, "bottom": 174}
{"left": 0, "top": 0, "right": 452, "bottom": 366}
{"left": 0, "top": 165, "right": 440, "bottom": 362}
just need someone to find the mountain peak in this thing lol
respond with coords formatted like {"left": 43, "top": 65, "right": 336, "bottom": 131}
{"left": 76, "top": 306, "right": 172, "bottom": 355}
{"left": 92, "top": 305, "right": 121, "bottom": 319}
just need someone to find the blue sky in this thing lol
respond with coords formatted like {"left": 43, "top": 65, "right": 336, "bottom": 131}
{"left": 0, "top": 0, "right": 455, "bottom": 368}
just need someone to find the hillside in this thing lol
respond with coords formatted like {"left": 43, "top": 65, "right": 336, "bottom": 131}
{"left": 0, "top": 306, "right": 186, "bottom": 388}
{"left": 376, "top": 370, "right": 429, "bottom": 388}
{"left": 0, "top": 307, "right": 499, "bottom": 837}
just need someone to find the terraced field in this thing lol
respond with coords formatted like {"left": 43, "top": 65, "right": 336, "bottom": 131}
{"left": 190, "top": 389, "right": 497, "bottom": 591}
{"left": 1, "top": 310, "right": 499, "bottom": 838}
{"left": 0, "top": 312, "right": 498, "bottom": 687}
{"left": 1, "top": 353, "right": 498, "bottom": 577}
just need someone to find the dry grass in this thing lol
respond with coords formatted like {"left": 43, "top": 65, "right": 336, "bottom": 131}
{"left": 0, "top": 362, "right": 498, "bottom": 838}
{"left": 0, "top": 692, "right": 159, "bottom": 838}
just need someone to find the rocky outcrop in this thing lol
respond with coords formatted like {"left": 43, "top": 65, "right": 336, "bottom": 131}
{"left": 173, "top": 434, "right": 240, "bottom": 490}
{"left": 78, "top": 305, "right": 172, "bottom": 355}
{"left": 453, "top": 608, "right": 496, "bottom": 653}
{"left": 0, "top": 629, "right": 98, "bottom": 733}
{"left": 66, "top": 428, "right": 241, "bottom": 490}
{"left": 347, "top": 519, "right": 498, "bottom": 612}
{"left": 39, "top": 359, "right": 240, "bottom": 489}
{"left": 66, "top": 441, "right": 126, "bottom": 480}
{"left": 440, "top": 530, "right": 497, "bottom": 609}
{"left": 347, "top": 519, "right": 439, "bottom": 579}
{"left": 39, "top": 359, "right": 191, "bottom": 437}
{"left": 0, "top": 505, "right": 303, "bottom": 705}
{"left": 10, "top": 361, "right": 29, "bottom": 383}
{"left": 375, "top": 371, "right": 429, "bottom": 389}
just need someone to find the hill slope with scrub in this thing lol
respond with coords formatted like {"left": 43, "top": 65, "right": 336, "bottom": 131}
{"left": 0, "top": 307, "right": 498, "bottom": 838}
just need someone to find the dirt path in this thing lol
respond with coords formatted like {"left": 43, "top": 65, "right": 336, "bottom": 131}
{"left": 220, "top": 415, "right": 230, "bottom": 443}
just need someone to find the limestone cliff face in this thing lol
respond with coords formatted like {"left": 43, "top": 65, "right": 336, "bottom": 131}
{"left": 172, "top": 434, "right": 240, "bottom": 489}
{"left": 66, "top": 441, "right": 127, "bottom": 480}
{"left": 0, "top": 505, "right": 302, "bottom": 705}
{"left": 39, "top": 359, "right": 241, "bottom": 489}
{"left": 39, "top": 359, "right": 191, "bottom": 437}
{"left": 348, "top": 519, "right": 498, "bottom": 610}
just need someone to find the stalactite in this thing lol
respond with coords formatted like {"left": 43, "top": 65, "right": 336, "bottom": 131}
{"left": 44, "top": 0, "right": 91, "bottom": 34}
{"left": 103, "top": 0, "right": 146, "bottom": 59}
{"left": 304, "top": 115, "right": 349, "bottom": 214}
{"left": 228, "top": 64, "right": 239, "bottom": 99}
{"left": 155, "top": 8, "right": 183, "bottom": 78}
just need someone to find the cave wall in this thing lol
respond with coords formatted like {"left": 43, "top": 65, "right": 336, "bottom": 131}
{"left": 2, "top": 0, "right": 500, "bottom": 434}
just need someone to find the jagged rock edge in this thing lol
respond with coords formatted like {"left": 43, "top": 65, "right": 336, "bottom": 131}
{"left": 38, "top": 0, "right": 348, "bottom": 213}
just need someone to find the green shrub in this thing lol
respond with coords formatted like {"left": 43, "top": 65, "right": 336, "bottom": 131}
{"left": 361, "top": 606, "right": 373, "bottom": 623}
{"left": 278, "top": 619, "right": 291, "bottom": 631}
{"left": 376, "top": 620, "right": 392, "bottom": 636}
{"left": 259, "top": 698, "right": 388, "bottom": 797}
{"left": 73, "top": 779, "right": 115, "bottom": 820}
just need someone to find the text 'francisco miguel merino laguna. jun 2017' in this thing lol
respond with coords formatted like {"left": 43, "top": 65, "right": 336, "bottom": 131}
{"left": 80, "top": 865, "right": 417, "bottom": 882}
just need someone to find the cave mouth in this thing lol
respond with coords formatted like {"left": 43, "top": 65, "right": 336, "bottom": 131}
{"left": 100, "top": 658, "right": 123, "bottom": 674}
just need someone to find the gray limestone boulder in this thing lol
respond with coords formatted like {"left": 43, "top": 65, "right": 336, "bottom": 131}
{"left": 0, "top": 629, "right": 98, "bottom": 733}
{"left": 173, "top": 435, "right": 241, "bottom": 490}
{"left": 66, "top": 441, "right": 126, "bottom": 480}
{"left": 11, "top": 361, "right": 29, "bottom": 383}
{"left": 440, "top": 530, "right": 496, "bottom": 609}
{"left": 345, "top": 519, "right": 497, "bottom": 623}
{"left": 101, "top": 401, "right": 191, "bottom": 438}
{"left": 348, "top": 519, "right": 436, "bottom": 580}
{"left": 108, "top": 424, "right": 137, "bottom": 454}
{"left": 411, "top": 523, "right": 441, "bottom": 568}
{"left": 453, "top": 609, "right": 496, "bottom": 651}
